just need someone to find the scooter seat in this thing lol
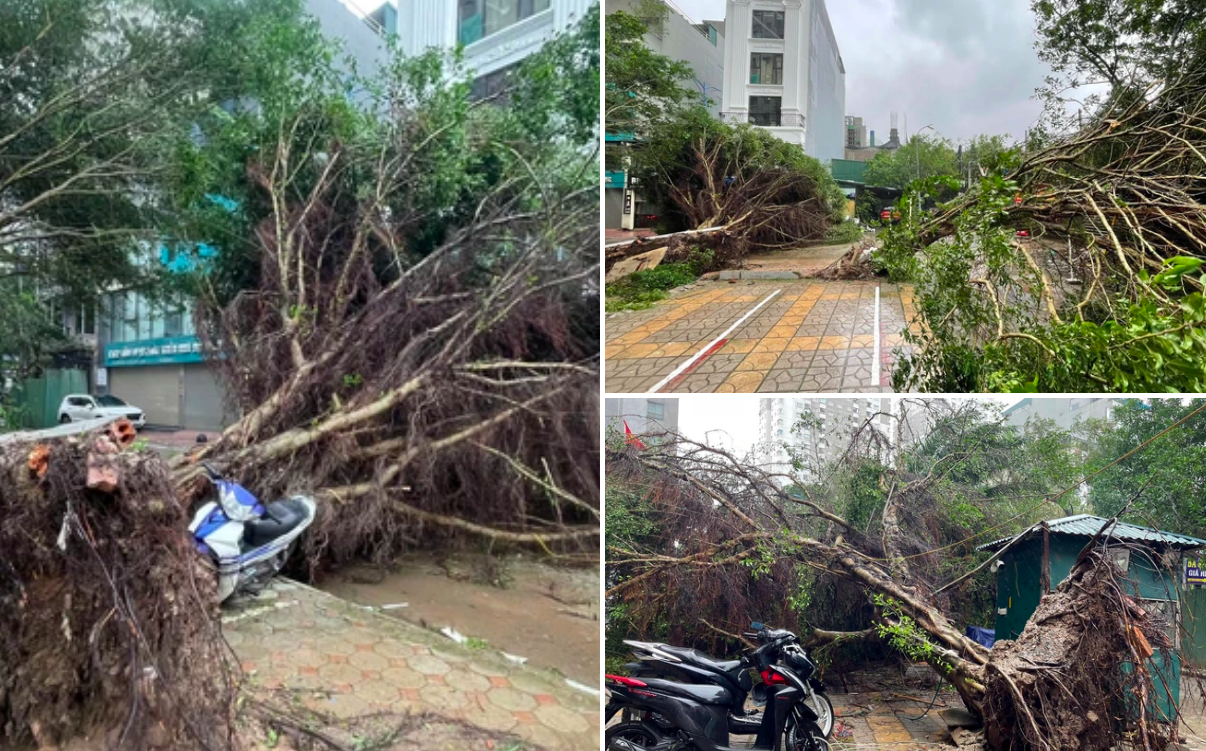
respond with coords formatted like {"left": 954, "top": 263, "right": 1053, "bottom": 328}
{"left": 643, "top": 677, "right": 731, "bottom": 705}
{"left": 245, "top": 498, "right": 309, "bottom": 547}
{"left": 658, "top": 645, "right": 743, "bottom": 674}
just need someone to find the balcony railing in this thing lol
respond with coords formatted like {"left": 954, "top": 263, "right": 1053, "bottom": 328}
{"left": 720, "top": 112, "right": 806, "bottom": 128}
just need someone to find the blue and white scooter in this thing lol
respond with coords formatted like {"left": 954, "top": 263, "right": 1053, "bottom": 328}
{"left": 188, "top": 462, "right": 317, "bottom": 602}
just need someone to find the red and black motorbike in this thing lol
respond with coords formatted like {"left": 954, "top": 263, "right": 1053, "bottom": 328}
{"left": 615, "top": 623, "right": 832, "bottom": 738}
{"left": 605, "top": 623, "right": 830, "bottom": 751}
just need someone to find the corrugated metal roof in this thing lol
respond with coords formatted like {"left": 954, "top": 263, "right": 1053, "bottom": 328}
{"left": 977, "top": 514, "right": 1206, "bottom": 552}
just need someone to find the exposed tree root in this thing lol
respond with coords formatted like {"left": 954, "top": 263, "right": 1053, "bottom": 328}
{"left": 0, "top": 427, "right": 237, "bottom": 751}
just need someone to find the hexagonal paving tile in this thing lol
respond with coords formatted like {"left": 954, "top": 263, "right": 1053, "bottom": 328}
{"left": 408, "top": 653, "right": 451, "bottom": 676}
{"left": 381, "top": 665, "right": 428, "bottom": 689}
{"left": 534, "top": 704, "right": 590, "bottom": 734}
{"left": 485, "top": 686, "right": 538, "bottom": 713}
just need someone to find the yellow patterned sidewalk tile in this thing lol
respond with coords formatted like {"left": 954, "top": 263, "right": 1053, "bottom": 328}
{"left": 787, "top": 337, "right": 820, "bottom": 351}
{"left": 648, "top": 342, "right": 695, "bottom": 358}
{"left": 621, "top": 343, "right": 663, "bottom": 359}
{"left": 769, "top": 324, "right": 800, "bottom": 339}
{"left": 751, "top": 337, "right": 790, "bottom": 354}
{"left": 720, "top": 339, "right": 758, "bottom": 354}
{"left": 735, "top": 352, "right": 781, "bottom": 371}
{"left": 721, "top": 371, "right": 764, "bottom": 392}
{"left": 606, "top": 342, "right": 628, "bottom": 359}
{"left": 852, "top": 334, "right": 876, "bottom": 348}
{"left": 819, "top": 335, "right": 851, "bottom": 350}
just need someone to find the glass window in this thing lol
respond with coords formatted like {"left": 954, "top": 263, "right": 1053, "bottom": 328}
{"left": 752, "top": 10, "right": 784, "bottom": 39}
{"left": 459, "top": 0, "right": 551, "bottom": 45}
{"left": 164, "top": 307, "right": 185, "bottom": 338}
{"left": 749, "top": 53, "right": 783, "bottom": 85}
{"left": 470, "top": 62, "right": 520, "bottom": 102}
{"left": 647, "top": 400, "right": 665, "bottom": 420}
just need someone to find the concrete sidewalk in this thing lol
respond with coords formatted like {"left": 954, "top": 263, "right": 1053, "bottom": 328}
{"left": 224, "top": 580, "right": 599, "bottom": 750}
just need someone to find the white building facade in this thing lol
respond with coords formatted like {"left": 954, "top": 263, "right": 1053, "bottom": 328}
{"left": 396, "top": 0, "right": 595, "bottom": 84}
{"left": 719, "top": 0, "right": 845, "bottom": 163}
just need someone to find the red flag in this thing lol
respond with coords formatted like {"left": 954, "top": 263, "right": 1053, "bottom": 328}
{"left": 623, "top": 419, "right": 647, "bottom": 450}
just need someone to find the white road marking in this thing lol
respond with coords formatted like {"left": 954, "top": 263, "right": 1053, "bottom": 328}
{"left": 649, "top": 288, "right": 782, "bottom": 393}
{"left": 872, "top": 286, "right": 881, "bottom": 387}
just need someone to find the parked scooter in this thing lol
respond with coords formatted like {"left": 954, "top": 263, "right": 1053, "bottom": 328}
{"left": 618, "top": 623, "right": 834, "bottom": 738}
{"left": 605, "top": 625, "right": 830, "bottom": 751}
{"left": 188, "top": 462, "right": 317, "bottom": 602}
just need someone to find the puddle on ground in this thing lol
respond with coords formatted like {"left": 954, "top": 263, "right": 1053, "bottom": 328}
{"left": 320, "top": 554, "right": 599, "bottom": 687}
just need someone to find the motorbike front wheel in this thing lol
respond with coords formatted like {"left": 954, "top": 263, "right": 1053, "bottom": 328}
{"left": 785, "top": 719, "right": 831, "bottom": 751}
{"left": 805, "top": 690, "right": 834, "bottom": 737}
{"left": 605, "top": 720, "right": 663, "bottom": 748}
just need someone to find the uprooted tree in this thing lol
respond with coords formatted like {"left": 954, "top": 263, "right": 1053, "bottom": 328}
{"left": 605, "top": 105, "right": 848, "bottom": 273}
{"left": 607, "top": 401, "right": 1181, "bottom": 750}
{"left": 865, "top": 67, "right": 1206, "bottom": 393}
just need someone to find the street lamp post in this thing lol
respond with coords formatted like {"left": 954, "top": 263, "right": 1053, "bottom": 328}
{"left": 915, "top": 124, "right": 934, "bottom": 180}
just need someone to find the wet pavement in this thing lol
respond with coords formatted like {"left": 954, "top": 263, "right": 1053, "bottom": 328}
{"left": 223, "top": 579, "right": 600, "bottom": 750}
{"left": 605, "top": 280, "right": 918, "bottom": 393}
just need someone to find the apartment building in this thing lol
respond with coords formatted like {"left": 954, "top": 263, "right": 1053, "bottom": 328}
{"left": 1003, "top": 397, "right": 1124, "bottom": 431}
{"left": 756, "top": 397, "right": 950, "bottom": 482}
{"left": 844, "top": 115, "right": 867, "bottom": 148}
{"left": 757, "top": 397, "right": 891, "bottom": 480}
{"left": 718, "top": 0, "right": 845, "bottom": 162}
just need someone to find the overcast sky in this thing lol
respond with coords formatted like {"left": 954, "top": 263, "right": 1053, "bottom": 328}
{"left": 679, "top": 396, "right": 1023, "bottom": 456}
{"left": 666, "top": 0, "right": 1052, "bottom": 143}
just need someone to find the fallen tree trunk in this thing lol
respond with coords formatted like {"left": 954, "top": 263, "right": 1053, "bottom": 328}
{"left": 607, "top": 435, "right": 1178, "bottom": 751}
{"left": 0, "top": 422, "right": 237, "bottom": 751}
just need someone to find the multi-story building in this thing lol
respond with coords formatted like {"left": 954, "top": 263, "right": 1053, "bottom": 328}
{"left": 844, "top": 115, "right": 866, "bottom": 148}
{"left": 757, "top": 397, "right": 891, "bottom": 481}
{"left": 605, "top": 397, "right": 680, "bottom": 436}
{"left": 604, "top": 0, "right": 725, "bottom": 229}
{"left": 718, "top": 0, "right": 845, "bottom": 163}
{"left": 756, "top": 397, "right": 950, "bottom": 482}
{"left": 845, "top": 112, "right": 901, "bottom": 162}
{"left": 1003, "top": 397, "right": 1124, "bottom": 431}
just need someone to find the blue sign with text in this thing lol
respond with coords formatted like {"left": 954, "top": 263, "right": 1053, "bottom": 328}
{"left": 105, "top": 335, "right": 205, "bottom": 367}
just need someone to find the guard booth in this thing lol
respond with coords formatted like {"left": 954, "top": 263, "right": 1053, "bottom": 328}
{"left": 979, "top": 514, "right": 1206, "bottom": 722}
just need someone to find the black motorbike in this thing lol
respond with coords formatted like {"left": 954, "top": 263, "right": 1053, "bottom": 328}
{"left": 606, "top": 624, "right": 830, "bottom": 751}
{"left": 618, "top": 623, "right": 833, "bottom": 738}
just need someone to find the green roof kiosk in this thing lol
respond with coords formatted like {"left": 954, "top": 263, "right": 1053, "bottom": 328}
{"left": 979, "top": 514, "right": 1206, "bottom": 722}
